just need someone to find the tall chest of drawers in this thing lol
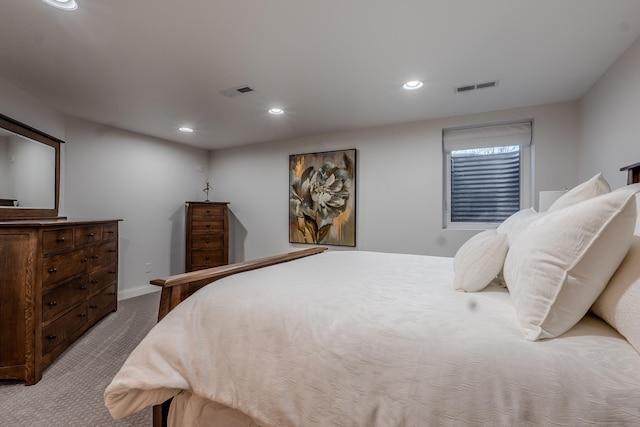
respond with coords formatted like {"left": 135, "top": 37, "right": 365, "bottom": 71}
{"left": 185, "top": 201, "right": 229, "bottom": 271}
{"left": 0, "top": 218, "right": 121, "bottom": 385}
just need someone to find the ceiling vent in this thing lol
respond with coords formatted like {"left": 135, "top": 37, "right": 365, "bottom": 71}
{"left": 455, "top": 80, "right": 498, "bottom": 93}
{"left": 219, "top": 85, "right": 255, "bottom": 97}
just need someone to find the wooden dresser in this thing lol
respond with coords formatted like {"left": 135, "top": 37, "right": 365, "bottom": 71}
{"left": 185, "top": 201, "right": 229, "bottom": 271}
{"left": 0, "top": 218, "right": 121, "bottom": 385}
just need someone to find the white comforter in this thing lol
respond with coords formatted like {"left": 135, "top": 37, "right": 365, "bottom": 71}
{"left": 105, "top": 251, "right": 640, "bottom": 426}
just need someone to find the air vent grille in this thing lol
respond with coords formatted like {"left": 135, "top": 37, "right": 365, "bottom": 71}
{"left": 219, "top": 85, "right": 256, "bottom": 97}
{"left": 455, "top": 80, "right": 499, "bottom": 93}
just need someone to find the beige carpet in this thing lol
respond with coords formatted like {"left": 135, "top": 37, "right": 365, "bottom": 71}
{"left": 0, "top": 291, "right": 161, "bottom": 426}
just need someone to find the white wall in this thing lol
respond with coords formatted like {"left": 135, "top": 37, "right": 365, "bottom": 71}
{"left": 580, "top": 36, "right": 640, "bottom": 188}
{"left": 63, "top": 117, "right": 211, "bottom": 299}
{"left": 210, "top": 101, "right": 580, "bottom": 262}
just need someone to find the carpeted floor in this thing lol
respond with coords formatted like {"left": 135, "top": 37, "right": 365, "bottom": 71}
{"left": 0, "top": 291, "right": 160, "bottom": 426}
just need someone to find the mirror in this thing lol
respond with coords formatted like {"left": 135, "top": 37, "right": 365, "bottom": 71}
{"left": 0, "top": 113, "right": 62, "bottom": 220}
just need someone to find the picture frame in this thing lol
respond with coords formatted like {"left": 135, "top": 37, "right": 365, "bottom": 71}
{"left": 289, "top": 149, "right": 356, "bottom": 246}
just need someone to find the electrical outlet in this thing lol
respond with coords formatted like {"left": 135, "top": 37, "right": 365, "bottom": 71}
{"left": 145, "top": 263, "right": 152, "bottom": 273}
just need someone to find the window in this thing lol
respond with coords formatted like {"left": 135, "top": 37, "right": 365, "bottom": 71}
{"left": 443, "top": 121, "right": 532, "bottom": 229}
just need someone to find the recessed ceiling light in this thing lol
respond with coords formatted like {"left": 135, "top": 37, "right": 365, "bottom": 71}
{"left": 179, "top": 127, "right": 194, "bottom": 133}
{"left": 268, "top": 108, "right": 284, "bottom": 115}
{"left": 403, "top": 80, "right": 424, "bottom": 91}
{"left": 41, "top": 0, "right": 78, "bottom": 11}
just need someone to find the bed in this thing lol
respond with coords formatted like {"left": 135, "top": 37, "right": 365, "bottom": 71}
{"left": 104, "top": 168, "right": 640, "bottom": 426}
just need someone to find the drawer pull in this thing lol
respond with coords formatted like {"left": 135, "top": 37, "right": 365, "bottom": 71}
{"left": 79, "top": 286, "right": 87, "bottom": 290}
{"left": 92, "top": 255, "right": 99, "bottom": 259}
{"left": 109, "top": 271, "right": 116, "bottom": 275}
{"left": 81, "top": 257, "right": 88, "bottom": 263}
{"left": 91, "top": 279, "right": 99, "bottom": 284}
{"left": 109, "top": 292, "right": 116, "bottom": 296}
{"left": 88, "top": 233, "right": 95, "bottom": 237}
{"left": 89, "top": 305, "right": 98, "bottom": 309}
{"left": 206, "top": 210, "right": 211, "bottom": 214}
{"left": 56, "top": 237, "right": 65, "bottom": 242}
{"left": 79, "top": 313, "right": 87, "bottom": 318}
{"left": 205, "top": 239, "right": 210, "bottom": 244}
{"left": 47, "top": 335, "right": 57, "bottom": 340}
{"left": 48, "top": 301, "right": 58, "bottom": 306}
{"left": 108, "top": 249, "right": 117, "bottom": 253}
{"left": 49, "top": 267, "right": 57, "bottom": 273}
{"left": 205, "top": 256, "right": 210, "bottom": 260}
{"left": 205, "top": 224, "right": 211, "bottom": 228}
{"left": 106, "top": 231, "right": 114, "bottom": 234}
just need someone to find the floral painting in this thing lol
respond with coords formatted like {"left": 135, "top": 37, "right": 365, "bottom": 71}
{"left": 289, "top": 149, "right": 356, "bottom": 246}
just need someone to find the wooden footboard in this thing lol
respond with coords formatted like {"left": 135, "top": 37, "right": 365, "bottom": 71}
{"left": 150, "top": 246, "right": 327, "bottom": 427}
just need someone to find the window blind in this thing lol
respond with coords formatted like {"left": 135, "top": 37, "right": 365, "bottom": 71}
{"left": 444, "top": 121, "right": 531, "bottom": 224}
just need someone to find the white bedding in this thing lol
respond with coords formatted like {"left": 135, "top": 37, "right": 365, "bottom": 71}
{"left": 104, "top": 251, "right": 640, "bottom": 426}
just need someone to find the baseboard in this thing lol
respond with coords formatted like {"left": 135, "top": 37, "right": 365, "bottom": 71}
{"left": 118, "top": 285, "right": 160, "bottom": 301}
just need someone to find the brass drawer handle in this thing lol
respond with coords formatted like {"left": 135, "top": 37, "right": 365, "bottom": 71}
{"left": 47, "top": 301, "right": 57, "bottom": 306}
{"left": 79, "top": 313, "right": 87, "bottom": 318}
{"left": 81, "top": 258, "right": 88, "bottom": 263}
{"left": 109, "top": 271, "right": 116, "bottom": 275}
{"left": 205, "top": 239, "right": 210, "bottom": 244}
{"left": 79, "top": 286, "right": 87, "bottom": 290}
{"left": 108, "top": 292, "right": 116, "bottom": 296}
{"left": 92, "top": 255, "right": 99, "bottom": 259}
{"left": 87, "top": 233, "right": 95, "bottom": 237}
{"left": 47, "top": 335, "right": 57, "bottom": 340}
{"left": 106, "top": 231, "right": 114, "bottom": 234}
{"left": 89, "top": 305, "right": 98, "bottom": 309}
{"left": 205, "top": 256, "right": 210, "bottom": 260}
{"left": 49, "top": 267, "right": 57, "bottom": 273}
{"left": 56, "top": 237, "right": 65, "bottom": 242}
{"left": 91, "top": 280, "right": 99, "bottom": 284}
{"left": 108, "top": 249, "right": 117, "bottom": 253}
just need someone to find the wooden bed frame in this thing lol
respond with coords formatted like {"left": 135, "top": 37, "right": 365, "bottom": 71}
{"left": 149, "top": 246, "right": 328, "bottom": 427}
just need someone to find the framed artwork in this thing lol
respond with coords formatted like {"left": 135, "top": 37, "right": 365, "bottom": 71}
{"left": 289, "top": 149, "right": 356, "bottom": 246}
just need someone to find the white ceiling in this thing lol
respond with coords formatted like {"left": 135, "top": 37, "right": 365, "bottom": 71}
{"left": 1, "top": 0, "right": 639, "bottom": 150}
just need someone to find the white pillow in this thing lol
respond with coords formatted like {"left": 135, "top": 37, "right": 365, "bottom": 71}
{"left": 496, "top": 207, "right": 541, "bottom": 245}
{"left": 548, "top": 173, "right": 610, "bottom": 211}
{"left": 591, "top": 235, "right": 640, "bottom": 354}
{"left": 453, "top": 230, "right": 508, "bottom": 292}
{"left": 504, "top": 186, "right": 638, "bottom": 341}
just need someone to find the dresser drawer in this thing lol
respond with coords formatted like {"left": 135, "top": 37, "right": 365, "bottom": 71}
{"left": 191, "top": 205, "right": 226, "bottom": 218}
{"left": 74, "top": 226, "right": 102, "bottom": 246}
{"left": 89, "top": 241, "right": 117, "bottom": 269}
{"left": 102, "top": 223, "right": 118, "bottom": 241}
{"left": 42, "top": 228, "right": 74, "bottom": 253}
{"left": 88, "top": 284, "right": 117, "bottom": 323}
{"left": 190, "top": 249, "right": 225, "bottom": 268}
{"left": 42, "top": 303, "right": 88, "bottom": 356}
{"left": 88, "top": 265, "right": 117, "bottom": 294}
{"left": 42, "top": 275, "right": 89, "bottom": 322}
{"left": 191, "top": 235, "right": 225, "bottom": 250}
{"left": 43, "top": 249, "right": 88, "bottom": 287}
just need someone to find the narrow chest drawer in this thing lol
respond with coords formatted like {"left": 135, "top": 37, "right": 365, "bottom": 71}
{"left": 43, "top": 249, "right": 88, "bottom": 287}
{"left": 42, "top": 229, "right": 74, "bottom": 253}
{"left": 88, "top": 265, "right": 117, "bottom": 294}
{"left": 42, "top": 275, "right": 89, "bottom": 322}
{"left": 191, "top": 219, "right": 225, "bottom": 232}
{"left": 191, "top": 235, "right": 225, "bottom": 250}
{"left": 74, "top": 226, "right": 102, "bottom": 246}
{"left": 88, "top": 284, "right": 117, "bottom": 323}
{"left": 190, "top": 249, "right": 225, "bottom": 267}
{"left": 191, "top": 205, "right": 226, "bottom": 218}
{"left": 42, "top": 303, "right": 88, "bottom": 355}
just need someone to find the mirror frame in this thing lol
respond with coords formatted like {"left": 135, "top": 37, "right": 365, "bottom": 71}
{"left": 0, "top": 113, "right": 63, "bottom": 220}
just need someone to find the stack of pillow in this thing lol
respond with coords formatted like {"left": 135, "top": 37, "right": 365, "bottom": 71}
{"left": 453, "top": 173, "right": 640, "bottom": 350}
